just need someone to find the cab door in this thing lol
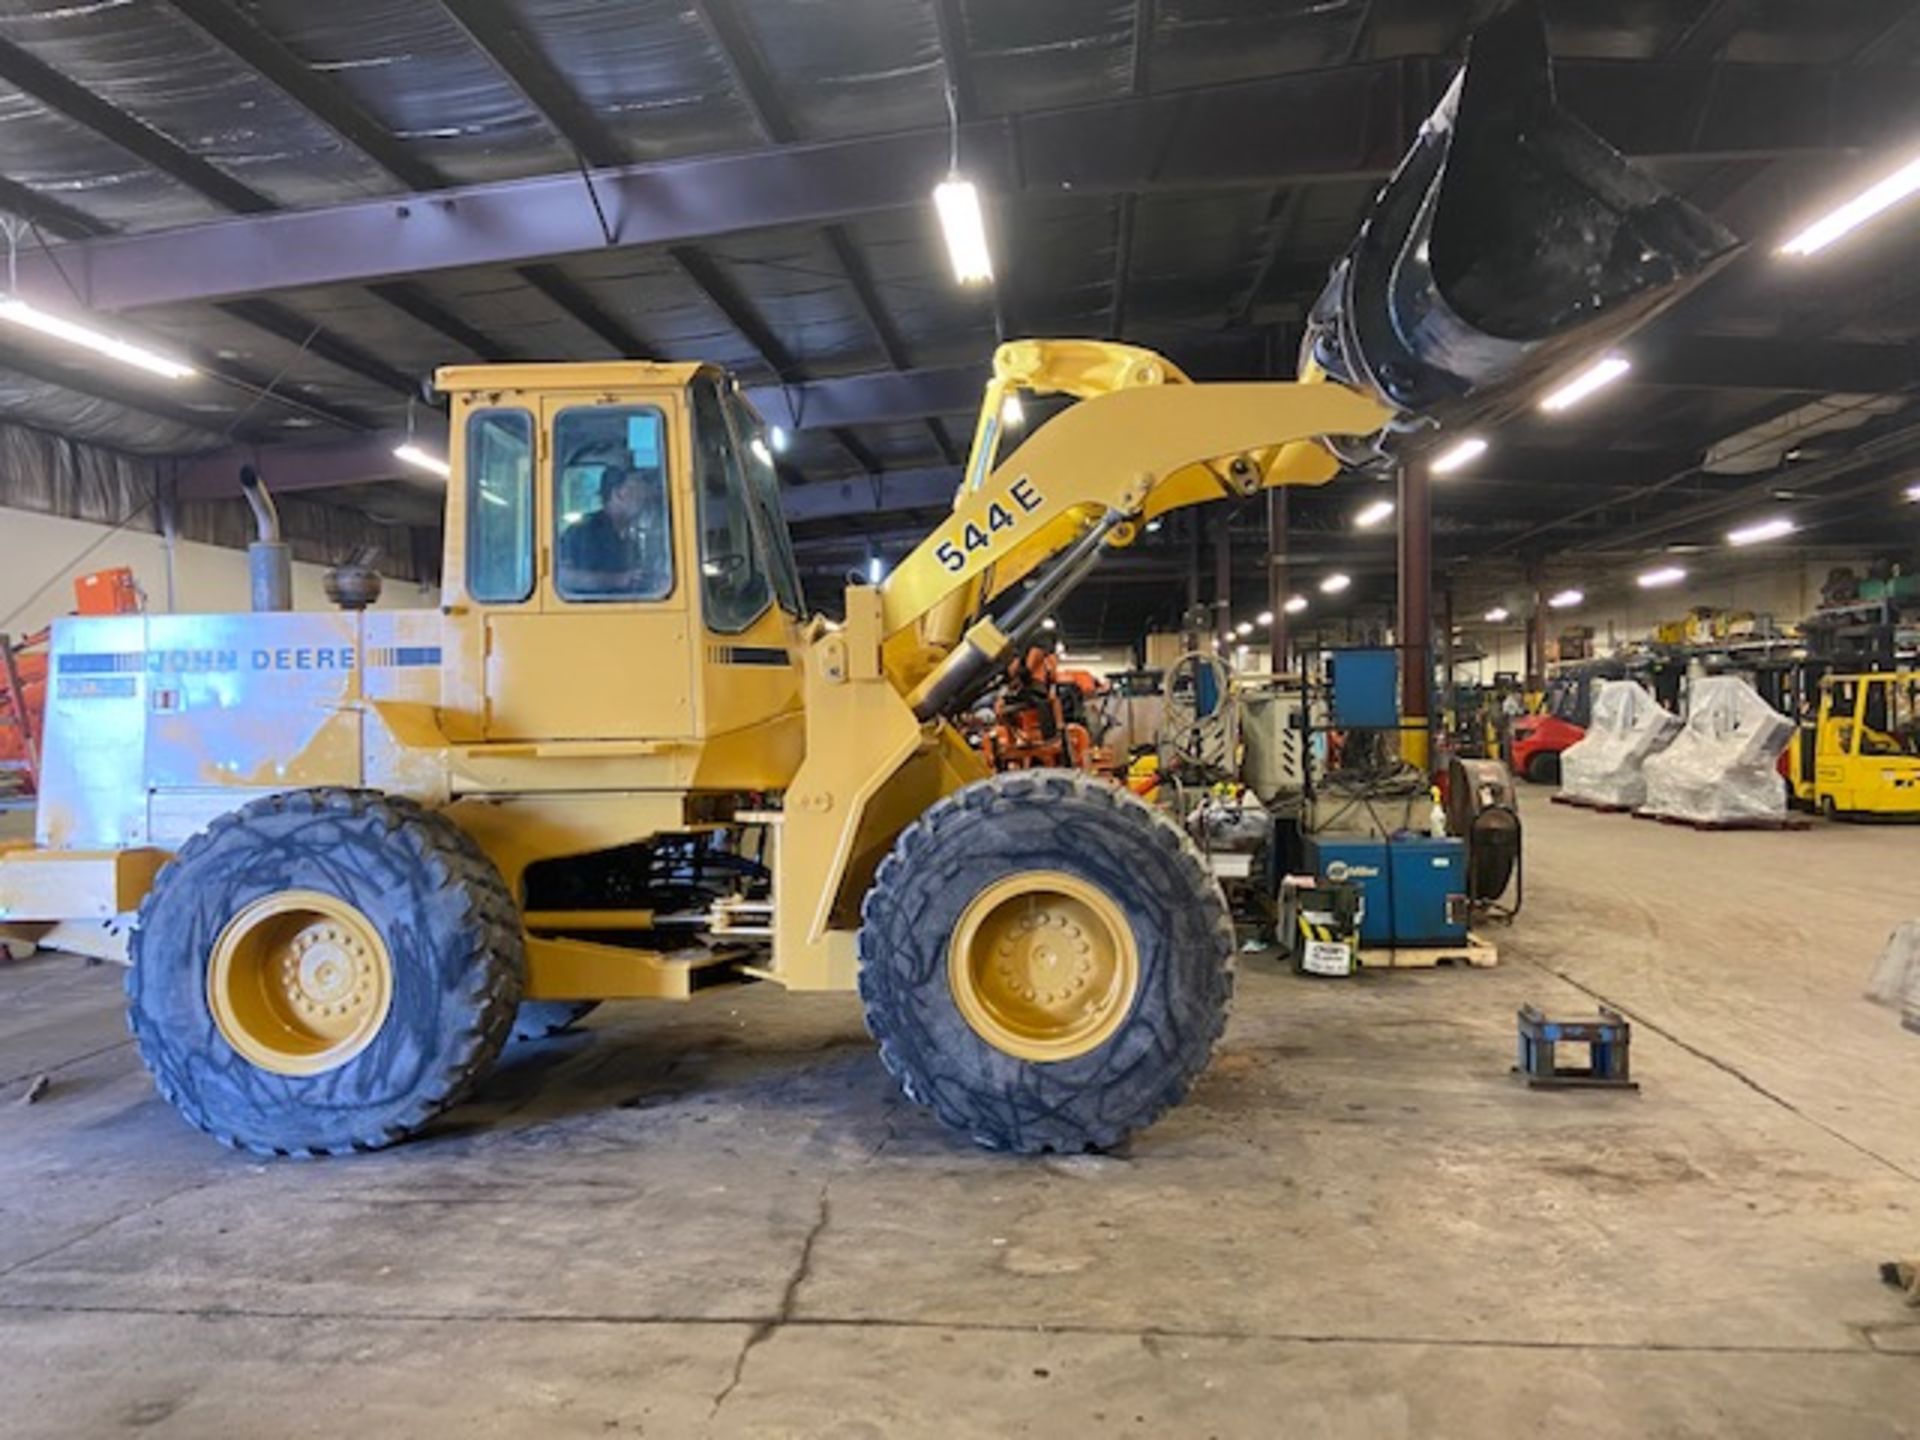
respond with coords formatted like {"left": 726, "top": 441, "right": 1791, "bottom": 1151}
{"left": 482, "top": 394, "right": 698, "bottom": 742}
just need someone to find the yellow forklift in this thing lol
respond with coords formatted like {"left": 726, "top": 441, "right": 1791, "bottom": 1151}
{"left": 1790, "top": 672, "right": 1920, "bottom": 819}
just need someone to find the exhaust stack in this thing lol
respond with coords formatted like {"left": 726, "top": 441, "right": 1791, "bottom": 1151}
{"left": 239, "top": 464, "right": 292, "bottom": 613}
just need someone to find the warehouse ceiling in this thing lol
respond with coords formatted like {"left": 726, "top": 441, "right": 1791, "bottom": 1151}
{"left": 3, "top": 0, "right": 1920, "bottom": 642}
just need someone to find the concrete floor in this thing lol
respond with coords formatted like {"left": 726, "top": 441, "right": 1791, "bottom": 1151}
{"left": 3, "top": 793, "right": 1920, "bottom": 1438}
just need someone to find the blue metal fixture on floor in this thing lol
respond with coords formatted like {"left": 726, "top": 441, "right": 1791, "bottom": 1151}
{"left": 1514, "top": 1005, "right": 1638, "bottom": 1090}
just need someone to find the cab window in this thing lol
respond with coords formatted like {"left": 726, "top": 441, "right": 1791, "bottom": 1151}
{"left": 554, "top": 407, "right": 673, "bottom": 602}
{"left": 691, "top": 380, "right": 773, "bottom": 633}
{"left": 466, "top": 408, "right": 534, "bottom": 604}
{"left": 724, "top": 390, "right": 806, "bottom": 617}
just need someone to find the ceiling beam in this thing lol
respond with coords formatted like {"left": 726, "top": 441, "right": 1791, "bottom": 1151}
{"left": 0, "top": 32, "right": 272, "bottom": 214}
{"left": 516, "top": 264, "right": 652, "bottom": 356}
{"left": 0, "top": 338, "right": 251, "bottom": 444}
{"left": 690, "top": 0, "right": 947, "bottom": 465}
{"left": 176, "top": 432, "right": 427, "bottom": 501}
{"left": 434, "top": 0, "right": 625, "bottom": 168}
{"left": 1634, "top": 335, "right": 1920, "bottom": 392}
{"left": 0, "top": 21, "right": 477, "bottom": 396}
{"left": 1130, "top": 0, "right": 1157, "bottom": 96}
{"left": 1666, "top": 0, "right": 1748, "bottom": 59}
{"left": 931, "top": 1, "right": 978, "bottom": 120}
{"left": 29, "top": 53, "right": 1910, "bottom": 315}
{"left": 214, "top": 299, "right": 422, "bottom": 397}
{"left": 165, "top": 0, "right": 518, "bottom": 364}
{"left": 164, "top": 0, "right": 445, "bottom": 192}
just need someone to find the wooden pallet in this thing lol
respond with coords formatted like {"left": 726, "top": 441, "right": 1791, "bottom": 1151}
{"left": 1362, "top": 932, "right": 1499, "bottom": 969}
{"left": 1630, "top": 810, "right": 1812, "bottom": 832}
{"left": 1549, "top": 793, "right": 1631, "bottom": 813}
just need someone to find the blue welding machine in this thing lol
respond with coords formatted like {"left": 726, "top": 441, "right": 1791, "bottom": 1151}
{"left": 1300, "top": 835, "right": 1468, "bottom": 947}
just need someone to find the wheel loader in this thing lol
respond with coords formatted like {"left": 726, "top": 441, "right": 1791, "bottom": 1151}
{"left": 0, "top": 4, "right": 1737, "bottom": 1155}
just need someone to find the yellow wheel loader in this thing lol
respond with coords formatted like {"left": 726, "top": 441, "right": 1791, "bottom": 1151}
{"left": 0, "top": 4, "right": 1736, "bottom": 1156}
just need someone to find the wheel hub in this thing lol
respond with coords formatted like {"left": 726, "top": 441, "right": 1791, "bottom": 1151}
{"left": 949, "top": 871, "right": 1140, "bottom": 1062}
{"left": 208, "top": 890, "right": 394, "bottom": 1077}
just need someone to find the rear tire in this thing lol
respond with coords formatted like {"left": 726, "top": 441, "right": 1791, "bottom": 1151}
{"left": 1525, "top": 751, "right": 1560, "bottom": 785}
{"left": 128, "top": 788, "right": 523, "bottom": 1157}
{"left": 511, "top": 1000, "right": 600, "bottom": 1042}
{"left": 858, "top": 771, "right": 1233, "bottom": 1154}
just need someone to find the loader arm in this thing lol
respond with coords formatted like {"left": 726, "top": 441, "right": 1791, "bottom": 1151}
{"left": 878, "top": 339, "right": 1390, "bottom": 700}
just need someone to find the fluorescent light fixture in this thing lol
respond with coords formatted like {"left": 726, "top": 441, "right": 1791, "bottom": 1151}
{"left": 1285, "top": 595, "right": 1308, "bottom": 614}
{"left": 1539, "top": 356, "right": 1631, "bottom": 413}
{"left": 0, "top": 296, "right": 194, "bottom": 379}
{"left": 1637, "top": 565, "right": 1687, "bottom": 589}
{"left": 393, "top": 443, "right": 451, "bottom": 478}
{"left": 1040, "top": 617, "right": 1056, "bottom": 631}
{"left": 1726, "top": 515, "right": 1796, "bottom": 547}
{"left": 1905, "top": 481, "right": 1920, "bottom": 502}
{"left": 1001, "top": 392, "right": 1025, "bottom": 427}
{"left": 1430, "top": 436, "right": 1488, "bottom": 474}
{"left": 933, "top": 178, "right": 994, "bottom": 284}
{"left": 1548, "top": 588, "right": 1584, "bottom": 609}
{"left": 1354, "top": 499, "right": 1396, "bottom": 529}
{"left": 867, "top": 556, "right": 885, "bottom": 584}
{"left": 769, "top": 425, "right": 790, "bottom": 454}
{"left": 1779, "top": 153, "right": 1920, "bottom": 257}
{"left": 1484, "top": 606, "right": 1510, "bottom": 622}
{"left": 1320, "top": 573, "right": 1351, "bottom": 595}
{"left": 750, "top": 437, "right": 773, "bottom": 466}
{"left": 1257, "top": 609, "right": 1274, "bottom": 626}
{"left": 1235, "top": 621, "right": 1253, "bottom": 637}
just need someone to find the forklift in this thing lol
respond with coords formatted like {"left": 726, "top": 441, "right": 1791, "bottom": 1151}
{"left": 1790, "top": 671, "right": 1920, "bottom": 819}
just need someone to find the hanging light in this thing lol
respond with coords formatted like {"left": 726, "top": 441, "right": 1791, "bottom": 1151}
{"left": 1284, "top": 595, "right": 1308, "bottom": 615}
{"left": 933, "top": 179, "right": 994, "bottom": 284}
{"left": 1539, "top": 356, "right": 1631, "bottom": 413}
{"left": 1320, "top": 573, "right": 1351, "bottom": 594}
{"left": 1727, "top": 516, "right": 1796, "bottom": 547}
{"left": 1354, "top": 499, "right": 1395, "bottom": 529}
{"left": 1484, "top": 606, "right": 1510, "bottom": 622}
{"left": 1430, "top": 436, "right": 1488, "bottom": 474}
{"left": 1779, "top": 152, "right": 1920, "bottom": 257}
{"left": 0, "top": 295, "right": 194, "bottom": 380}
{"left": 393, "top": 443, "right": 451, "bottom": 479}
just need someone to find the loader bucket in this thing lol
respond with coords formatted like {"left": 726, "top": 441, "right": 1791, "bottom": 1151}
{"left": 1304, "top": 0, "right": 1740, "bottom": 422}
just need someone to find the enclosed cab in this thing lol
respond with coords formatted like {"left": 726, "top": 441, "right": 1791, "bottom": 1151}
{"left": 1791, "top": 671, "right": 1920, "bottom": 819}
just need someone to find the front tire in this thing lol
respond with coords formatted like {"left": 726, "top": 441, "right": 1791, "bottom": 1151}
{"left": 858, "top": 771, "right": 1233, "bottom": 1154}
{"left": 1525, "top": 751, "right": 1560, "bottom": 785}
{"left": 128, "top": 789, "right": 523, "bottom": 1156}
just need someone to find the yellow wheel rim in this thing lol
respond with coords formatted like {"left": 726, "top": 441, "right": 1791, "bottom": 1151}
{"left": 947, "top": 870, "right": 1140, "bottom": 1062}
{"left": 207, "top": 889, "right": 394, "bottom": 1077}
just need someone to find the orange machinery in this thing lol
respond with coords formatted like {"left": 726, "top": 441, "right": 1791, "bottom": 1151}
{"left": 973, "top": 646, "right": 1116, "bottom": 774}
{"left": 1, "top": 568, "right": 141, "bottom": 795}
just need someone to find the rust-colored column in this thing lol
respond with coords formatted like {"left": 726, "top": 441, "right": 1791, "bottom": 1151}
{"left": 1267, "top": 487, "right": 1290, "bottom": 675}
{"left": 1397, "top": 458, "right": 1432, "bottom": 770}
{"left": 1525, "top": 555, "right": 1547, "bottom": 691}
{"left": 1213, "top": 511, "right": 1233, "bottom": 651}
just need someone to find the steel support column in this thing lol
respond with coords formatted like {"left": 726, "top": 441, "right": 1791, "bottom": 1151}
{"left": 1267, "top": 487, "right": 1290, "bottom": 675}
{"left": 1397, "top": 458, "right": 1432, "bottom": 771}
{"left": 1525, "top": 557, "right": 1547, "bottom": 691}
{"left": 1212, "top": 512, "right": 1234, "bottom": 655}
